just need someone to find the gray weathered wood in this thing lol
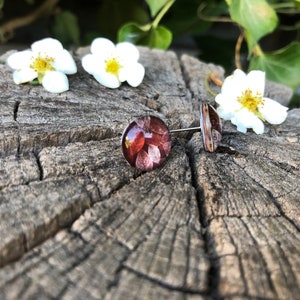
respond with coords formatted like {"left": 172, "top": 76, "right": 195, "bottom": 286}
{"left": 0, "top": 46, "right": 299, "bottom": 299}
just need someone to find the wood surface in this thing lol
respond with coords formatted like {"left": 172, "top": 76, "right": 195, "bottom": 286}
{"left": 0, "top": 46, "right": 299, "bottom": 299}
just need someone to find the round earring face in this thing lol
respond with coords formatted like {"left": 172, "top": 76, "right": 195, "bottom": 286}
{"left": 121, "top": 116, "right": 172, "bottom": 171}
{"left": 200, "top": 103, "right": 222, "bottom": 152}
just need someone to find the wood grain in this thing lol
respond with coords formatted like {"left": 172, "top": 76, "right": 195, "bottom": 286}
{"left": 0, "top": 46, "right": 299, "bottom": 299}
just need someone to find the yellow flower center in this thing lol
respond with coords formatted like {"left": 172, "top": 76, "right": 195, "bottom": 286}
{"left": 30, "top": 53, "right": 55, "bottom": 83}
{"left": 105, "top": 57, "right": 122, "bottom": 75}
{"left": 31, "top": 53, "right": 55, "bottom": 70}
{"left": 238, "top": 89, "right": 264, "bottom": 113}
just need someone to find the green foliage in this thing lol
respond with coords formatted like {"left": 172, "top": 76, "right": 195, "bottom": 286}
{"left": 118, "top": 23, "right": 151, "bottom": 45}
{"left": 146, "top": 0, "right": 170, "bottom": 17}
{"left": 96, "top": 0, "right": 149, "bottom": 42}
{"left": 226, "top": 0, "right": 300, "bottom": 92}
{"left": 118, "top": 23, "right": 172, "bottom": 49}
{"left": 164, "top": 0, "right": 228, "bottom": 38}
{"left": 293, "top": 0, "right": 300, "bottom": 9}
{"left": 29, "top": 79, "right": 40, "bottom": 86}
{"left": 118, "top": 0, "right": 174, "bottom": 49}
{"left": 249, "top": 42, "right": 300, "bottom": 90}
{"left": 228, "top": 0, "right": 278, "bottom": 53}
{"left": 50, "top": 11, "right": 80, "bottom": 46}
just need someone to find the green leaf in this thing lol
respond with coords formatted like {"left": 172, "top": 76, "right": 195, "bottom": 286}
{"left": 165, "top": 0, "right": 228, "bottom": 38}
{"left": 294, "top": 0, "right": 300, "bottom": 9}
{"left": 51, "top": 11, "right": 80, "bottom": 46}
{"left": 97, "top": 0, "right": 150, "bottom": 41}
{"left": 118, "top": 22, "right": 151, "bottom": 45}
{"left": 249, "top": 41, "right": 300, "bottom": 90}
{"left": 148, "top": 25, "right": 172, "bottom": 49}
{"left": 145, "top": 0, "right": 169, "bottom": 17}
{"left": 29, "top": 79, "right": 40, "bottom": 86}
{"left": 228, "top": 0, "right": 278, "bottom": 52}
{"left": 118, "top": 22, "right": 172, "bottom": 49}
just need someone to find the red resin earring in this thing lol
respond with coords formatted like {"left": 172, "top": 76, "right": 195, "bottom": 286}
{"left": 121, "top": 103, "right": 222, "bottom": 172}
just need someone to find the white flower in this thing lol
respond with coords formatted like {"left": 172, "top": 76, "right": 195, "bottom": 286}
{"left": 7, "top": 37, "right": 77, "bottom": 93}
{"left": 81, "top": 38, "right": 145, "bottom": 89}
{"left": 215, "top": 69, "right": 288, "bottom": 134}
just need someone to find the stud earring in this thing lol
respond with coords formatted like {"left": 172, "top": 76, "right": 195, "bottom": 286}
{"left": 121, "top": 103, "right": 222, "bottom": 172}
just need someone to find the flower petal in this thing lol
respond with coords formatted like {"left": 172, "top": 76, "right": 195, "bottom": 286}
{"left": 81, "top": 54, "right": 98, "bottom": 75}
{"left": 246, "top": 70, "right": 265, "bottom": 95}
{"left": 31, "top": 38, "right": 63, "bottom": 56}
{"left": 93, "top": 70, "right": 121, "bottom": 89}
{"left": 116, "top": 42, "right": 140, "bottom": 62}
{"left": 7, "top": 50, "right": 33, "bottom": 70}
{"left": 119, "top": 63, "right": 145, "bottom": 87}
{"left": 90, "top": 38, "right": 116, "bottom": 56}
{"left": 232, "top": 68, "right": 247, "bottom": 79}
{"left": 216, "top": 104, "right": 234, "bottom": 121}
{"left": 54, "top": 49, "right": 77, "bottom": 74}
{"left": 220, "top": 69, "right": 246, "bottom": 100}
{"left": 215, "top": 92, "right": 242, "bottom": 121}
{"left": 12, "top": 68, "right": 37, "bottom": 84}
{"left": 81, "top": 37, "right": 145, "bottom": 89}
{"left": 259, "top": 98, "right": 288, "bottom": 125}
{"left": 231, "top": 108, "right": 264, "bottom": 134}
{"left": 42, "top": 71, "right": 69, "bottom": 93}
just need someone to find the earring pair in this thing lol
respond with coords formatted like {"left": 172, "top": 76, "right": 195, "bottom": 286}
{"left": 121, "top": 103, "right": 222, "bottom": 172}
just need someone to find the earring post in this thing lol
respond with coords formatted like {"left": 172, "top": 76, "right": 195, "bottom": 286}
{"left": 169, "top": 126, "right": 201, "bottom": 133}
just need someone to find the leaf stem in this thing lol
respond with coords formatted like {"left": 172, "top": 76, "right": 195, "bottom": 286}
{"left": 235, "top": 33, "right": 244, "bottom": 69}
{"left": 0, "top": 0, "right": 59, "bottom": 43}
{"left": 270, "top": 2, "right": 299, "bottom": 14}
{"left": 271, "top": 2, "right": 296, "bottom": 9}
{"left": 252, "top": 44, "right": 263, "bottom": 57}
{"left": 152, "top": 0, "right": 175, "bottom": 28}
{"left": 204, "top": 73, "right": 221, "bottom": 97}
{"left": 197, "top": 2, "right": 232, "bottom": 23}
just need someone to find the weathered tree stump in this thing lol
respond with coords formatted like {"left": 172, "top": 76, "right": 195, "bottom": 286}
{"left": 0, "top": 45, "right": 299, "bottom": 299}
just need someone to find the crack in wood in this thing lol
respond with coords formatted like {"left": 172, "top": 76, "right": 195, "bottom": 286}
{"left": 123, "top": 264, "right": 207, "bottom": 295}
{"left": 240, "top": 218, "right": 278, "bottom": 298}
{"left": 235, "top": 158, "right": 300, "bottom": 232}
{"left": 34, "top": 151, "right": 44, "bottom": 181}
{"left": 185, "top": 142, "right": 223, "bottom": 299}
{"left": 13, "top": 100, "right": 20, "bottom": 122}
